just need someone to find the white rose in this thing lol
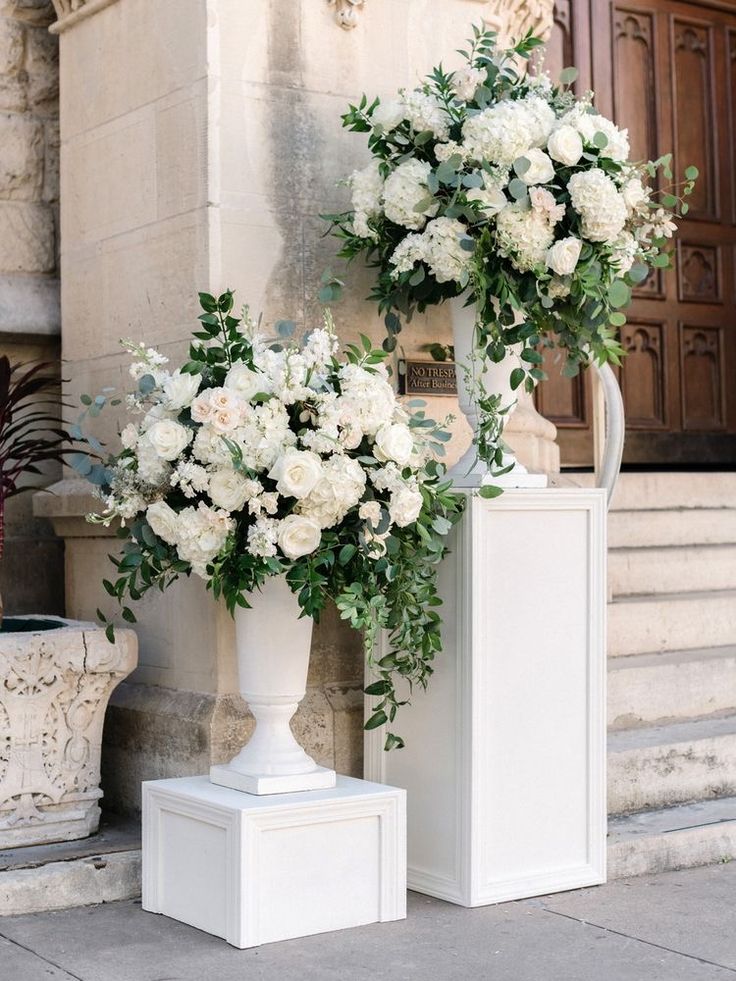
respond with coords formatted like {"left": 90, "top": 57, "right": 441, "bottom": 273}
{"left": 389, "top": 486, "right": 423, "bottom": 528}
{"left": 120, "top": 423, "right": 138, "bottom": 450}
{"left": 621, "top": 177, "right": 649, "bottom": 214}
{"left": 359, "top": 501, "right": 382, "bottom": 527}
{"left": 519, "top": 147, "right": 555, "bottom": 185}
{"left": 372, "top": 99, "right": 405, "bottom": 131}
{"left": 374, "top": 423, "right": 415, "bottom": 466}
{"left": 163, "top": 370, "right": 201, "bottom": 410}
{"left": 278, "top": 514, "right": 322, "bottom": 560}
{"left": 190, "top": 392, "right": 213, "bottom": 423}
{"left": 210, "top": 408, "right": 242, "bottom": 434}
{"left": 547, "top": 125, "right": 584, "bottom": 167}
{"left": 270, "top": 449, "right": 323, "bottom": 499}
{"left": 546, "top": 236, "right": 583, "bottom": 276}
{"left": 145, "top": 419, "right": 192, "bottom": 461}
{"left": 146, "top": 501, "right": 179, "bottom": 545}
{"left": 225, "top": 364, "right": 265, "bottom": 400}
{"left": 208, "top": 469, "right": 250, "bottom": 512}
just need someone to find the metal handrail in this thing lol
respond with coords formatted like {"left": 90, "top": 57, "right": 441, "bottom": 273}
{"left": 591, "top": 361, "right": 625, "bottom": 508}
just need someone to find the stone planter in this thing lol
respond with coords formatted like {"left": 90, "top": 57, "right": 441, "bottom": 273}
{"left": 0, "top": 617, "right": 137, "bottom": 847}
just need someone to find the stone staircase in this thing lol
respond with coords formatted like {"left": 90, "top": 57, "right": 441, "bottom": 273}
{"left": 600, "top": 473, "right": 736, "bottom": 877}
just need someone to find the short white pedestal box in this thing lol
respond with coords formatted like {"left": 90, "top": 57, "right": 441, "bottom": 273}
{"left": 142, "top": 776, "right": 406, "bottom": 948}
{"left": 365, "top": 488, "right": 606, "bottom": 907}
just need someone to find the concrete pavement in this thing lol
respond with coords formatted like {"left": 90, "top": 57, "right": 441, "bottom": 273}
{"left": 1, "top": 862, "right": 735, "bottom": 980}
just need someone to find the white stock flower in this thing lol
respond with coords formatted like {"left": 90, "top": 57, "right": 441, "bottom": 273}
{"left": 225, "top": 363, "right": 265, "bottom": 400}
{"left": 278, "top": 514, "right": 322, "bottom": 560}
{"left": 208, "top": 469, "right": 251, "bottom": 512}
{"left": 374, "top": 422, "right": 415, "bottom": 466}
{"left": 145, "top": 419, "right": 192, "bottom": 461}
{"left": 372, "top": 99, "right": 405, "bottom": 131}
{"left": 163, "top": 370, "right": 201, "bottom": 410}
{"left": 519, "top": 148, "right": 555, "bottom": 185}
{"left": 247, "top": 515, "right": 279, "bottom": 558}
{"left": 451, "top": 65, "right": 486, "bottom": 102}
{"left": 383, "top": 158, "right": 437, "bottom": 230}
{"left": 146, "top": 501, "right": 179, "bottom": 545}
{"left": 547, "top": 125, "right": 583, "bottom": 166}
{"left": 403, "top": 90, "right": 451, "bottom": 139}
{"left": 389, "top": 486, "right": 423, "bottom": 528}
{"left": 349, "top": 159, "right": 385, "bottom": 240}
{"left": 120, "top": 423, "right": 138, "bottom": 450}
{"left": 270, "top": 448, "right": 323, "bottom": 499}
{"left": 547, "top": 236, "right": 583, "bottom": 276}
{"left": 303, "top": 326, "right": 339, "bottom": 370}
{"left": 568, "top": 169, "right": 627, "bottom": 242}
{"left": 462, "top": 95, "right": 555, "bottom": 166}
{"left": 359, "top": 501, "right": 382, "bottom": 527}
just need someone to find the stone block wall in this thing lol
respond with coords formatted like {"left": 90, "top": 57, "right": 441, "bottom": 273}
{"left": 0, "top": 0, "right": 62, "bottom": 615}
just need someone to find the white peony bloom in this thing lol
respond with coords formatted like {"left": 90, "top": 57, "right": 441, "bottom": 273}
{"left": 462, "top": 95, "right": 555, "bottom": 166}
{"left": 496, "top": 204, "right": 556, "bottom": 272}
{"left": 621, "top": 176, "right": 649, "bottom": 214}
{"left": 120, "top": 423, "right": 138, "bottom": 450}
{"left": 208, "top": 469, "right": 251, "bottom": 512}
{"left": 163, "top": 370, "right": 201, "bottom": 411}
{"left": 547, "top": 236, "right": 583, "bottom": 276}
{"left": 146, "top": 501, "right": 179, "bottom": 545}
{"left": 389, "top": 486, "right": 424, "bottom": 528}
{"left": 519, "top": 148, "right": 555, "bottom": 185}
{"left": 547, "top": 125, "right": 584, "bottom": 167}
{"left": 225, "top": 363, "right": 266, "bottom": 400}
{"left": 383, "top": 158, "right": 437, "bottom": 230}
{"left": 374, "top": 422, "right": 415, "bottom": 466}
{"left": 403, "top": 89, "right": 451, "bottom": 139}
{"left": 269, "top": 448, "right": 323, "bottom": 500}
{"left": 348, "top": 159, "right": 385, "bottom": 240}
{"left": 145, "top": 419, "right": 192, "bottom": 461}
{"left": 372, "top": 99, "right": 405, "bottom": 132}
{"left": 278, "top": 514, "right": 322, "bottom": 560}
{"left": 568, "top": 169, "right": 627, "bottom": 242}
{"left": 451, "top": 65, "right": 486, "bottom": 102}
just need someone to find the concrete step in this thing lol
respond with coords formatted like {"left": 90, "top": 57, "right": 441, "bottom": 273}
{"left": 609, "top": 545, "right": 736, "bottom": 598}
{"left": 557, "top": 471, "right": 736, "bottom": 511}
{"left": 608, "top": 508, "right": 736, "bottom": 549}
{"left": 608, "top": 714, "right": 736, "bottom": 815}
{"left": 608, "top": 589, "right": 736, "bottom": 658}
{"left": 608, "top": 797, "right": 736, "bottom": 878}
{"left": 608, "top": 647, "right": 736, "bottom": 729}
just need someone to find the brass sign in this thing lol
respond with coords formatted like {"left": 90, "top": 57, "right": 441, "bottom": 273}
{"left": 402, "top": 360, "right": 457, "bottom": 397}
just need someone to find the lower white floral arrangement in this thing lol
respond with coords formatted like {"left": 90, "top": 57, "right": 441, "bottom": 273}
{"left": 76, "top": 290, "right": 464, "bottom": 747}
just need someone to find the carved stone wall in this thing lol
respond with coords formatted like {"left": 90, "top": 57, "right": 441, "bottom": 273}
{"left": 0, "top": 620, "right": 137, "bottom": 846}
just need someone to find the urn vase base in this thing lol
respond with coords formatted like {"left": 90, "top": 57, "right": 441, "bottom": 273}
{"left": 210, "top": 763, "right": 337, "bottom": 796}
{"left": 448, "top": 446, "right": 548, "bottom": 489}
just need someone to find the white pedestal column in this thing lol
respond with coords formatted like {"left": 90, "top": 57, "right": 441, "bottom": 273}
{"left": 365, "top": 488, "right": 607, "bottom": 906}
{"left": 142, "top": 775, "right": 406, "bottom": 948}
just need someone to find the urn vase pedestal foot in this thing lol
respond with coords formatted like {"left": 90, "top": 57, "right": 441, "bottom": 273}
{"left": 142, "top": 775, "right": 406, "bottom": 948}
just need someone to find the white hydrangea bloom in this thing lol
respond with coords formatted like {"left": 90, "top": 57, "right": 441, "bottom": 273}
{"left": 462, "top": 95, "right": 555, "bottom": 166}
{"left": 421, "top": 217, "right": 473, "bottom": 283}
{"left": 435, "top": 141, "right": 469, "bottom": 164}
{"left": 562, "top": 106, "right": 630, "bottom": 162}
{"left": 176, "top": 502, "right": 234, "bottom": 578}
{"left": 495, "top": 204, "right": 557, "bottom": 272}
{"left": 170, "top": 460, "right": 210, "bottom": 499}
{"left": 338, "top": 363, "right": 397, "bottom": 435}
{"left": 349, "top": 159, "right": 384, "bottom": 240}
{"left": 403, "top": 90, "right": 451, "bottom": 139}
{"left": 383, "top": 159, "right": 437, "bottom": 230}
{"left": 568, "top": 169, "right": 627, "bottom": 242}
{"left": 298, "top": 454, "right": 367, "bottom": 528}
{"left": 246, "top": 515, "right": 280, "bottom": 558}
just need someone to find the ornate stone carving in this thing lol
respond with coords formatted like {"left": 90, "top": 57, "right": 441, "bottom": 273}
{"left": 469, "top": 0, "right": 555, "bottom": 47}
{"left": 50, "top": 0, "right": 119, "bottom": 35}
{"left": 0, "top": 620, "right": 137, "bottom": 846}
{"left": 327, "top": 0, "right": 366, "bottom": 31}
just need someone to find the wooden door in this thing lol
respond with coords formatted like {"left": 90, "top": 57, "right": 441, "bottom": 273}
{"left": 537, "top": 0, "right": 736, "bottom": 466}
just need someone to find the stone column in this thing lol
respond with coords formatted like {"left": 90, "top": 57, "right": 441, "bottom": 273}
{"left": 43, "top": 0, "right": 561, "bottom": 811}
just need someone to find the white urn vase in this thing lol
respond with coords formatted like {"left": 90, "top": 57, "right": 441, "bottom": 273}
{"left": 210, "top": 576, "right": 336, "bottom": 795}
{"left": 447, "top": 294, "right": 546, "bottom": 488}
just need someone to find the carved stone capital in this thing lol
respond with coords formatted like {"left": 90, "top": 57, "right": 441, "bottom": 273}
{"left": 327, "top": 0, "right": 366, "bottom": 31}
{"left": 50, "top": 0, "right": 119, "bottom": 35}
{"left": 0, "top": 620, "right": 137, "bottom": 846}
{"left": 463, "top": 0, "right": 555, "bottom": 47}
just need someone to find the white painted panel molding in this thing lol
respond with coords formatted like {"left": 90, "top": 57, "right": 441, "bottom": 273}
{"left": 142, "top": 775, "right": 406, "bottom": 948}
{"left": 365, "top": 488, "right": 607, "bottom": 906}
